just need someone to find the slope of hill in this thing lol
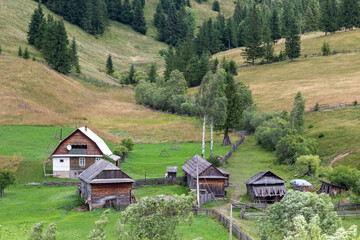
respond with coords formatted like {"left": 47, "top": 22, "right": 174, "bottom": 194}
{"left": 0, "top": 55, "right": 202, "bottom": 143}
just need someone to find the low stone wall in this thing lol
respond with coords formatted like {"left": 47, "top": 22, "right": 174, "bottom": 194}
{"left": 43, "top": 181, "right": 80, "bottom": 186}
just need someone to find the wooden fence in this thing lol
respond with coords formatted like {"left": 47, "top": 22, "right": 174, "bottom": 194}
{"left": 220, "top": 134, "right": 246, "bottom": 166}
{"left": 194, "top": 209, "right": 252, "bottom": 240}
{"left": 133, "top": 176, "right": 184, "bottom": 187}
{"left": 307, "top": 102, "right": 358, "bottom": 112}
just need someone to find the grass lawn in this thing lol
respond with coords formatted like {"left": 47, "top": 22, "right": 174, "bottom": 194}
{"left": 304, "top": 107, "right": 360, "bottom": 168}
{"left": 0, "top": 185, "right": 229, "bottom": 240}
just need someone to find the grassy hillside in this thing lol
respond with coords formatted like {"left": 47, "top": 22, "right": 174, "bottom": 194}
{"left": 208, "top": 30, "right": 360, "bottom": 112}
{"left": 305, "top": 107, "right": 360, "bottom": 168}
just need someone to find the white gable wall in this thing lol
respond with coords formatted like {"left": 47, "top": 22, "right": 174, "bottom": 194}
{"left": 53, "top": 157, "right": 70, "bottom": 178}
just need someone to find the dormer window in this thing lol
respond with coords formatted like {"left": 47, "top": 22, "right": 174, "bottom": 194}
{"left": 70, "top": 144, "right": 88, "bottom": 154}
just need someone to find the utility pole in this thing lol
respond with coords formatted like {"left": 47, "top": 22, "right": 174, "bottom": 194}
{"left": 196, "top": 157, "right": 200, "bottom": 208}
{"left": 229, "top": 203, "right": 232, "bottom": 240}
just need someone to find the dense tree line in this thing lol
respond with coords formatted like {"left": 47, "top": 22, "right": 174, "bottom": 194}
{"left": 27, "top": 4, "right": 80, "bottom": 74}
{"left": 37, "top": 0, "right": 146, "bottom": 35}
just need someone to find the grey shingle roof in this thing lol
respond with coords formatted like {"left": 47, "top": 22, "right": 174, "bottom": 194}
{"left": 217, "top": 168, "right": 230, "bottom": 176}
{"left": 166, "top": 166, "right": 178, "bottom": 173}
{"left": 182, "top": 155, "right": 211, "bottom": 178}
{"left": 79, "top": 159, "right": 123, "bottom": 183}
{"left": 246, "top": 171, "right": 286, "bottom": 185}
{"left": 90, "top": 178, "right": 134, "bottom": 184}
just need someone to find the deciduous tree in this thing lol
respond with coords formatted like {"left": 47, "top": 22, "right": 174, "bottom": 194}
{"left": 0, "top": 170, "right": 15, "bottom": 197}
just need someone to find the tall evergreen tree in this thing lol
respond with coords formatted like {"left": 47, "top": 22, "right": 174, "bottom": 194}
{"left": 52, "top": 20, "right": 71, "bottom": 73}
{"left": 270, "top": 8, "right": 281, "bottom": 43}
{"left": 285, "top": 17, "right": 301, "bottom": 61}
{"left": 225, "top": 17, "right": 237, "bottom": 50}
{"left": 290, "top": 91, "right": 306, "bottom": 134}
{"left": 27, "top": 3, "right": 45, "bottom": 46}
{"left": 106, "top": 54, "right": 114, "bottom": 75}
{"left": 263, "top": 25, "right": 275, "bottom": 62}
{"left": 91, "top": 0, "right": 109, "bottom": 35}
{"left": 303, "top": 0, "right": 320, "bottom": 33}
{"left": 154, "top": 3, "right": 165, "bottom": 28}
{"left": 128, "top": 64, "right": 136, "bottom": 84}
{"left": 242, "top": 4, "right": 264, "bottom": 65}
{"left": 132, "top": 0, "right": 147, "bottom": 34}
{"left": 212, "top": 0, "right": 220, "bottom": 12}
{"left": 18, "top": 46, "right": 23, "bottom": 57}
{"left": 282, "top": 0, "right": 295, "bottom": 37}
{"left": 148, "top": 63, "right": 158, "bottom": 83}
{"left": 70, "top": 38, "right": 81, "bottom": 73}
{"left": 233, "top": 0, "right": 246, "bottom": 26}
{"left": 320, "top": 0, "right": 338, "bottom": 34}
{"left": 23, "top": 47, "right": 30, "bottom": 59}
{"left": 42, "top": 15, "right": 57, "bottom": 64}
{"left": 341, "top": 0, "right": 360, "bottom": 29}
{"left": 122, "top": 0, "right": 133, "bottom": 24}
{"left": 164, "top": 4, "right": 181, "bottom": 45}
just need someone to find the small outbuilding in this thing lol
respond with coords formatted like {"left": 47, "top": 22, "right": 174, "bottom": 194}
{"left": 246, "top": 171, "right": 286, "bottom": 203}
{"left": 182, "top": 155, "right": 229, "bottom": 201}
{"left": 166, "top": 166, "right": 178, "bottom": 180}
{"left": 318, "top": 180, "right": 347, "bottom": 196}
{"left": 290, "top": 179, "right": 313, "bottom": 192}
{"left": 78, "top": 159, "right": 135, "bottom": 210}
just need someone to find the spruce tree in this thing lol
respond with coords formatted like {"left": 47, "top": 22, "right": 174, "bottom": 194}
{"left": 27, "top": 3, "right": 45, "bottom": 46}
{"left": 106, "top": 54, "right": 114, "bottom": 75}
{"left": 164, "top": 4, "right": 181, "bottom": 46}
{"left": 154, "top": 3, "right": 165, "bottom": 28}
{"left": 303, "top": 0, "right": 320, "bottom": 33}
{"left": 42, "top": 15, "right": 57, "bottom": 64}
{"left": 70, "top": 38, "right": 81, "bottom": 73}
{"left": 122, "top": 0, "right": 133, "bottom": 24}
{"left": 242, "top": 4, "right": 264, "bottom": 65}
{"left": 285, "top": 17, "right": 301, "bottom": 61}
{"left": 54, "top": 21, "right": 71, "bottom": 73}
{"left": 225, "top": 17, "right": 237, "bottom": 49}
{"left": 341, "top": 0, "right": 360, "bottom": 29}
{"left": 290, "top": 91, "right": 306, "bottom": 134}
{"left": 233, "top": 0, "right": 246, "bottom": 26}
{"left": 270, "top": 8, "right": 281, "bottom": 43}
{"left": 132, "top": 0, "right": 147, "bottom": 34}
{"left": 263, "top": 25, "right": 274, "bottom": 62}
{"left": 148, "top": 63, "right": 158, "bottom": 83}
{"left": 320, "top": 0, "right": 338, "bottom": 34}
{"left": 128, "top": 64, "right": 136, "bottom": 84}
{"left": 91, "top": 0, "right": 109, "bottom": 35}
{"left": 212, "top": 0, "right": 220, "bottom": 12}
{"left": 18, "top": 46, "right": 22, "bottom": 57}
{"left": 23, "top": 47, "right": 30, "bottom": 59}
{"left": 34, "top": 18, "right": 47, "bottom": 49}
{"left": 282, "top": 0, "right": 295, "bottom": 37}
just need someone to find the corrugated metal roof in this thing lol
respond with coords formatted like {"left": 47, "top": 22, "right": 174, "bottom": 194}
{"left": 78, "top": 127, "right": 113, "bottom": 156}
{"left": 79, "top": 159, "right": 122, "bottom": 183}
{"left": 290, "top": 179, "right": 312, "bottom": 186}
{"left": 182, "top": 155, "right": 211, "bottom": 178}
{"left": 166, "top": 166, "right": 178, "bottom": 172}
{"left": 246, "top": 171, "right": 286, "bottom": 185}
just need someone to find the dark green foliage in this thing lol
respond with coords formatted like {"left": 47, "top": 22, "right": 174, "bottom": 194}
{"left": 281, "top": 0, "right": 295, "bottom": 37}
{"left": 233, "top": 0, "right": 246, "bottom": 26}
{"left": 228, "top": 60, "right": 238, "bottom": 75}
{"left": 121, "top": 138, "right": 134, "bottom": 151}
{"left": 106, "top": 0, "right": 122, "bottom": 20}
{"left": 255, "top": 117, "right": 288, "bottom": 151}
{"left": 121, "top": 0, "right": 133, "bottom": 24}
{"left": 148, "top": 63, "right": 158, "bottom": 83}
{"left": 353, "top": 100, "right": 358, "bottom": 105}
{"left": 270, "top": 8, "right": 281, "bottom": 43}
{"left": 318, "top": 132, "right": 325, "bottom": 138}
{"left": 27, "top": 3, "right": 45, "bottom": 46}
{"left": 18, "top": 46, "right": 22, "bottom": 57}
{"left": 59, "top": 196, "right": 84, "bottom": 211}
{"left": 70, "top": 38, "right": 81, "bottom": 73}
{"left": 303, "top": 0, "right": 320, "bottom": 33}
{"left": 225, "top": 18, "right": 237, "bottom": 50}
{"left": 207, "top": 155, "right": 220, "bottom": 167}
{"left": 285, "top": 18, "right": 301, "bottom": 60}
{"left": 321, "top": 41, "right": 331, "bottom": 55}
{"left": 106, "top": 54, "right": 114, "bottom": 75}
{"left": 23, "top": 47, "right": 30, "bottom": 59}
{"left": 114, "top": 145, "right": 129, "bottom": 158}
{"left": 328, "top": 166, "right": 360, "bottom": 192}
{"left": 290, "top": 92, "right": 305, "bottom": 134}
{"left": 0, "top": 42, "right": 2, "bottom": 54}
{"left": 211, "top": 58, "right": 219, "bottom": 73}
{"left": 341, "top": 0, "right": 360, "bottom": 29}
{"left": 263, "top": 25, "right": 275, "bottom": 63}
{"left": 0, "top": 170, "right": 15, "bottom": 197}
{"left": 128, "top": 64, "right": 136, "bottom": 84}
{"left": 320, "top": 0, "right": 338, "bottom": 34}
{"left": 212, "top": 0, "right": 220, "bottom": 12}
{"left": 242, "top": 4, "right": 264, "bottom": 65}
{"left": 132, "top": 0, "right": 147, "bottom": 34}
{"left": 154, "top": 4, "right": 165, "bottom": 28}
{"left": 308, "top": 124, "right": 314, "bottom": 128}
{"left": 314, "top": 102, "right": 319, "bottom": 111}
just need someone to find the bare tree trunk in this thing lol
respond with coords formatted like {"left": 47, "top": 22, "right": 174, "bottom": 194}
{"left": 210, "top": 118, "right": 214, "bottom": 157}
{"left": 222, "top": 127, "right": 232, "bottom": 146}
{"left": 202, "top": 115, "right": 206, "bottom": 158}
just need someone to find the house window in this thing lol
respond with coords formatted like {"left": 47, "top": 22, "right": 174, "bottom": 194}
{"left": 60, "top": 159, "right": 64, "bottom": 163}
{"left": 70, "top": 145, "right": 88, "bottom": 154}
{"left": 95, "top": 158, "right": 101, "bottom": 162}
{"left": 79, "top": 158, "right": 86, "bottom": 167}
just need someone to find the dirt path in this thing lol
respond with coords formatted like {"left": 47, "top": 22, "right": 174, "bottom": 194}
{"left": 329, "top": 150, "right": 352, "bottom": 167}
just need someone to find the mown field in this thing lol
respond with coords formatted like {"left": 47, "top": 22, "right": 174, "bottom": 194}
{"left": 0, "top": 185, "right": 229, "bottom": 240}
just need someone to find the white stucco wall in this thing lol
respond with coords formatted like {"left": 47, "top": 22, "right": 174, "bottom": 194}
{"left": 53, "top": 157, "right": 70, "bottom": 172}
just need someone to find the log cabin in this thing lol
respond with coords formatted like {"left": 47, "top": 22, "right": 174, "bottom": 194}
{"left": 78, "top": 159, "right": 135, "bottom": 210}
{"left": 182, "top": 155, "right": 229, "bottom": 200}
{"left": 246, "top": 171, "right": 286, "bottom": 203}
{"left": 50, "top": 126, "right": 121, "bottom": 179}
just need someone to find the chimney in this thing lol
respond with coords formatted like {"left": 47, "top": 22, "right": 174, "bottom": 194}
{"left": 85, "top": 126, "right": 87, "bottom": 131}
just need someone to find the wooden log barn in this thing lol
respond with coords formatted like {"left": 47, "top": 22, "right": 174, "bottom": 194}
{"left": 50, "top": 126, "right": 121, "bottom": 179}
{"left": 166, "top": 166, "right": 178, "bottom": 180}
{"left": 182, "top": 155, "right": 229, "bottom": 205}
{"left": 317, "top": 180, "right": 347, "bottom": 196}
{"left": 246, "top": 171, "right": 286, "bottom": 203}
{"left": 78, "top": 159, "right": 135, "bottom": 210}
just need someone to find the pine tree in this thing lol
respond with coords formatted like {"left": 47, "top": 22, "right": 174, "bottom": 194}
{"left": 303, "top": 0, "right": 320, "bottom": 33}
{"left": 263, "top": 25, "right": 275, "bottom": 62}
{"left": 242, "top": 4, "right": 264, "bottom": 65}
{"left": 34, "top": 18, "right": 47, "bottom": 49}
{"left": 154, "top": 3, "right": 165, "bottom": 28}
{"left": 285, "top": 17, "right": 301, "bottom": 61}
{"left": 122, "top": 0, "right": 133, "bottom": 24}
{"left": 53, "top": 20, "right": 71, "bottom": 73}
{"left": 42, "top": 15, "right": 57, "bottom": 64}
{"left": 225, "top": 17, "right": 237, "bottom": 49}
{"left": 341, "top": 0, "right": 360, "bottom": 29}
{"left": 282, "top": 0, "right": 295, "bottom": 37}
{"left": 106, "top": 54, "right": 114, "bottom": 75}
{"left": 212, "top": 0, "right": 220, "bottom": 12}
{"left": 128, "top": 64, "right": 136, "bottom": 84}
{"left": 23, "top": 47, "right": 30, "bottom": 59}
{"left": 18, "top": 46, "right": 23, "bottom": 57}
{"left": 148, "top": 63, "right": 158, "bottom": 83}
{"left": 27, "top": 3, "right": 45, "bottom": 46}
{"left": 320, "top": 0, "right": 338, "bottom": 34}
{"left": 270, "top": 8, "right": 281, "bottom": 43}
{"left": 70, "top": 38, "right": 81, "bottom": 73}
{"left": 233, "top": 0, "right": 246, "bottom": 26}
{"left": 164, "top": 4, "right": 181, "bottom": 46}
{"left": 91, "top": 0, "right": 109, "bottom": 35}
{"left": 290, "top": 91, "right": 306, "bottom": 134}
{"left": 132, "top": 0, "right": 147, "bottom": 34}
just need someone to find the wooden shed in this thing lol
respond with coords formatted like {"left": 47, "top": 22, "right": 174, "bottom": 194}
{"left": 246, "top": 171, "right": 286, "bottom": 203}
{"left": 182, "top": 155, "right": 229, "bottom": 200}
{"left": 318, "top": 180, "right": 347, "bottom": 196}
{"left": 166, "top": 166, "right": 178, "bottom": 180}
{"left": 78, "top": 159, "right": 135, "bottom": 210}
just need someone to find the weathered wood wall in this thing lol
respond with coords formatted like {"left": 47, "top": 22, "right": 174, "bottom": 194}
{"left": 70, "top": 157, "right": 96, "bottom": 170}
{"left": 201, "top": 166, "right": 223, "bottom": 177}
{"left": 92, "top": 183, "right": 132, "bottom": 204}
{"left": 199, "top": 179, "right": 226, "bottom": 197}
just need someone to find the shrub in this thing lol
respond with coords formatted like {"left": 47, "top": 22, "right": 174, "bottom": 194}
{"left": 353, "top": 100, "right": 358, "bottom": 106}
{"left": 307, "top": 124, "right": 313, "bottom": 128}
{"left": 318, "top": 132, "right": 325, "bottom": 138}
{"left": 327, "top": 166, "right": 360, "bottom": 192}
{"left": 113, "top": 145, "right": 129, "bottom": 158}
{"left": 295, "top": 155, "right": 321, "bottom": 175}
{"left": 255, "top": 117, "right": 288, "bottom": 151}
{"left": 207, "top": 155, "right": 220, "bottom": 167}
{"left": 314, "top": 102, "right": 319, "bottom": 111}
{"left": 212, "top": 0, "right": 220, "bottom": 11}
{"left": 321, "top": 41, "right": 331, "bottom": 56}
{"left": 121, "top": 138, "right": 134, "bottom": 151}
{"left": 180, "top": 101, "right": 194, "bottom": 116}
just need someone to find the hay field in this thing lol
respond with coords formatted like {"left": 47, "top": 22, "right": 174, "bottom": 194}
{"left": 0, "top": 55, "right": 205, "bottom": 143}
